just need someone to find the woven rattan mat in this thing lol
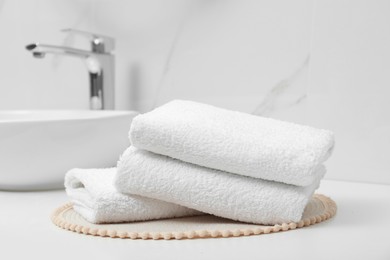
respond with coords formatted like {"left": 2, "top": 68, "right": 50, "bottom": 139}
{"left": 51, "top": 194, "right": 336, "bottom": 240}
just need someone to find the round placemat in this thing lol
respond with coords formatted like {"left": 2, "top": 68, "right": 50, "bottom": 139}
{"left": 51, "top": 194, "right": 336, "bottom": 240}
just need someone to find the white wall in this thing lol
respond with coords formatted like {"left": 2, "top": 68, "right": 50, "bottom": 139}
{"left": 156, "top": 0, "right": 313, "bottom": 113}
{"left": 308, "top": 0, "right": 390, "bottom": 184}
{"left": 0, "top": 0, "right": 389, "bottom": 184}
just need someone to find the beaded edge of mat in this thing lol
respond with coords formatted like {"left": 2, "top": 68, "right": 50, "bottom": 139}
{"left": 51, "top": 194, "right": 336, "bottom": 240}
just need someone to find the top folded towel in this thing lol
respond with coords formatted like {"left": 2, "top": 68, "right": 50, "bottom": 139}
{"left": 130, "top": 100, "right": 335, "bottom": 186}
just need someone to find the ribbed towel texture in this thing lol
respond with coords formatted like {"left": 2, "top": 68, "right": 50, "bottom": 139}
{"left": 116, "top": 147, "right": 325, "bottom": 225}
{"left": 130, "top": 100, "right": 335, "bottom": 186}
{"left": 65, "top": 168, "right": 201, "bottom": 224}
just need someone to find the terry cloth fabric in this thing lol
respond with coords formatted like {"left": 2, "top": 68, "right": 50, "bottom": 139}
{"left": 129, "top": 100, "right": 334, "bottom": 186}
{"left": 65, "top": 167, "right": 201, "bottom": 224}
{"left": 115, "top": 147, "right": 325, "bottom": 225}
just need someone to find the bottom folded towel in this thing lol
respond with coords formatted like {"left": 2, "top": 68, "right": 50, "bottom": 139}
{"left": 65, "top": 168, "right": 201, "bottom": 224}
{"left": 116, "top": 147, "right": 325, "bottom": 225}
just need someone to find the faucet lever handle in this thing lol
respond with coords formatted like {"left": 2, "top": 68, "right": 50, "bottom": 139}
{"left": 61, "top": 28, "right": 115, "bottom": 54}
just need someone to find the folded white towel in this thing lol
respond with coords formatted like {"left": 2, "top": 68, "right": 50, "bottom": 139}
{"left": 65, "top": 168, "right": 201, "bottom": 224}
{"left": 115, "top": 147, "right": 325, "bottom": 225}
{"left": 129, "top": 100, "right": 334, "bottom": 186}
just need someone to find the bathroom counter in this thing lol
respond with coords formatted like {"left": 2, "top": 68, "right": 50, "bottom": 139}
{"left": 1, "top": 180, "right": 389, "bottom": 260}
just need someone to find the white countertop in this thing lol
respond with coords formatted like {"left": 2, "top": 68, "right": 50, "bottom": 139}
{"left": 1, "top": 180, "right": 390, "bottom": 260}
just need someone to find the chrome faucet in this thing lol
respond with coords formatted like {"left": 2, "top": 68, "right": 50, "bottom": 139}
{"left": 26, "top": 29, "right": 115, "bottom": 110}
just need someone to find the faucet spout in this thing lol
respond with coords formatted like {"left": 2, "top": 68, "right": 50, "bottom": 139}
{"left": 26, "top": 43, "right": 91, "bottom": 59}
{"left": 25, "top": 31, "right": 115, "bottom": 111}
{"left": 26, "top": 43, "right": 103, "bottom": 74}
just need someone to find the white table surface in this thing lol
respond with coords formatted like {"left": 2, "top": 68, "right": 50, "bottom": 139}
{"left": 1, "top": 179, "right": 389, "bottom": 260}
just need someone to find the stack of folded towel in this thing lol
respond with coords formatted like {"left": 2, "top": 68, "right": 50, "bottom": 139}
{"left": 65, "top": 100, "right": 335, "bottom": 225}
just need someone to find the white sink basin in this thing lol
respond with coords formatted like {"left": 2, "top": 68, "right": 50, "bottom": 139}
{"left": 0, "top": 110, "right": 138, "bottom": 190}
